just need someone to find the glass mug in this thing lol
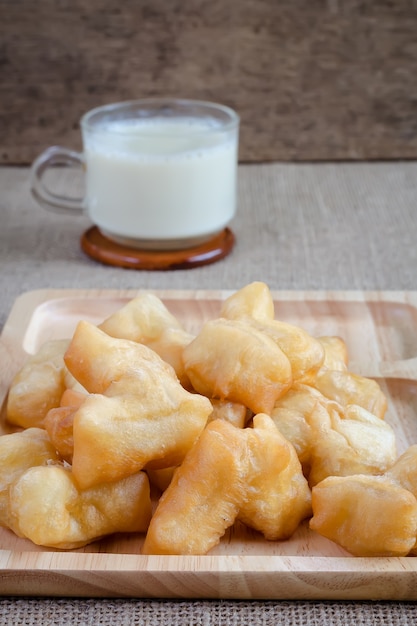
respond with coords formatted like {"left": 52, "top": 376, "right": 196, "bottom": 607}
{"left": 30, "top": 98, "right": 239, "bottom": 250}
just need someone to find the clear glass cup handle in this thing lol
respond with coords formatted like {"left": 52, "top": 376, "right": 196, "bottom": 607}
{"left": 30, "top": 145, "right": 85, "bottom": 214}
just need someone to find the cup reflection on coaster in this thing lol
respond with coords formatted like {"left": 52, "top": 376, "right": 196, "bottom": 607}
{"left": 30, "top": 98, "right": 240, "bottom": 255}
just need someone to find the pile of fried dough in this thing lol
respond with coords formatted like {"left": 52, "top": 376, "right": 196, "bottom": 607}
{"left": 2, "top": 281, "right": 417, "bottom": 557}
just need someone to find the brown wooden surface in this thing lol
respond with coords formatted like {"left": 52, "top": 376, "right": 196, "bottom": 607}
{"left": 1, "top": 1, "right": 417, "bottom": 164}
{"left": 80, "top": 226, "right": 235, "bottom": 270}
{"left": 2, "top": 288, "right": 417, "bottom": 598}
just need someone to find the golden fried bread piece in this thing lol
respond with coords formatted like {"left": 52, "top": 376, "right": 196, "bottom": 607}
{"left": 98, "top": 294, "right": 194, "bottom": 386}
{"left": 99, "top": 293, "right": 184, "bottom": 341}
{"left": 146, "top": 466, "right": 177, "bottom": 492}
{"left": 142, "top": 419, "right": 244, "bottom": 555}
{"left": 43, "top": 406, "right": 76, "bottom": 463}
{"left": 220, "top": 281, "right": 275, "bottom": 321}
{"left": 385, "top": 445, "right": 417, "bottom": 555}
{"left": 64, "top": 320, "right": 177, "bottom": 394}
{"left": 273, "top": 383, "right": 395, "bottom": 486}
{"left": 7, "top": 465, "right": 152, "bottom": 549}
{"left": 43, "top": 389, "right": 87, "bottom": 463}
{"left": 314, "top": 369, "right": 387, "bottom": 419}
{"left": 72, "top": 370, "right": 211, "bottom": 488}
{"left": 220, "top": 282, "right": 325, "bottom": 383}
{"left": 308, "top": 402, "right": 396, "bottom": 486}
{"left": 143, "top": 415, "right": 311, "bottom": 555}
{"left": 270, "top": 383, "right": 321, "bottom": 467}
{"left": 237, "top": 414, "right": 311, "bottom": 541}
{"left": 7, "top": 339, "right": 69, "bottom": 428}
{"left": 183, "top": 318, "right": 292, "bottom": 415}
{"left": 64, "top": 323, "right": 212, "bottom": 488}
{"left": 385, "top": 445, "right": 417, "bottom": 496}
{"left": 63, "top": 368, "right": 87, "bottom": 395}
{"left": 251, "top": 319, "right": 325, "bottom": 384}
{"left": 310, "top": 474, "right": 417, "bottom": 557}
{"left": 208, "top": 399, "right": 248, "bottom": 428}
{"left": 146, "top": 326, "right": 194, "bottom": 388}
{"left": 316, "top": 336, "right": 348, "bottom": 371}
{"left": 59, "top": 388, "right": 87, "bottom": 408}
{"left": 0, "top": 428, "right": 58, "bottom": 528}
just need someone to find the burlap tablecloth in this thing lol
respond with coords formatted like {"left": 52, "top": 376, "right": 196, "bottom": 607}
{"left": 1, "top": 162, "right": 417, "bottom": 624}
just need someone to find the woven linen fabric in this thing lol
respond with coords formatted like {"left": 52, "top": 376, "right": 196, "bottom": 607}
{"left": 1, "top": 599, "right": 417, "bottom": 626}
{"left": 1, "top": 161, "right": 417, "bottom": 331}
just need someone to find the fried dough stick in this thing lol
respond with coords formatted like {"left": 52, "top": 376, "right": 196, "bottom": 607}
{"left": 99, "top": 293, "right": 194, "bottom": 387}
{"left": 64, "top": 321, "right": 212, "bottom": 489}
{"left": 7, "top": 339, "right": 70, "bottom": 428}
{"left": 220, "top": 282, "right": 325, "bottom": 383}
{"left": 0, "top": 428, "right": 58, "bottom": 528}
{"left": 7, "top": 465, "right": 152, "bottom": 549}
{"left": 143, "top": 415, "right": 311, "bottom": 555}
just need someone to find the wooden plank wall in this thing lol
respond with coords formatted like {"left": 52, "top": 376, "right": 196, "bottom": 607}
{"left": 1, "top": 0, "right": 417, "bottom": 164}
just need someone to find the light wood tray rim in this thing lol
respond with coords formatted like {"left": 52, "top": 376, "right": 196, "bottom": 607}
{"left": 2, "top": 288, "right": 417, "bottom": 599}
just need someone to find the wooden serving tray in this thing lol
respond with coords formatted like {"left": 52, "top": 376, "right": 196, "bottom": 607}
{"left": 1, "top": 288, "right": 417, "bottom": 599}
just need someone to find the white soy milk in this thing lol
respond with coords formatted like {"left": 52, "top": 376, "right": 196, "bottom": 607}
{"left": 84, "top": 117, "right": 238, "bottom": 248}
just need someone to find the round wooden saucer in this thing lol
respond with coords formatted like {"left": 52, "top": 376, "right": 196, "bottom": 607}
{"left": 80, "top": 226, "right": 235, "bottom": 270}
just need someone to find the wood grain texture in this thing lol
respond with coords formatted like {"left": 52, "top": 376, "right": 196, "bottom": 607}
{"left": 1, "top": 288, "right": 417, "bottom": 598}
{"left": 1, "top": 1, "right": 417, "bottom": 163}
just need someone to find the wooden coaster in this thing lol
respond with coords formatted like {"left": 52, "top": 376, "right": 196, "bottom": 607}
{"left": 80, "top": 226, "right": 235, "bottom": 270}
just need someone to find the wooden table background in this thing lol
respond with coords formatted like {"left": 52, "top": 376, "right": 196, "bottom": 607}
{"left": 1, "top": 0, "right": 417, "bottom": 164}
